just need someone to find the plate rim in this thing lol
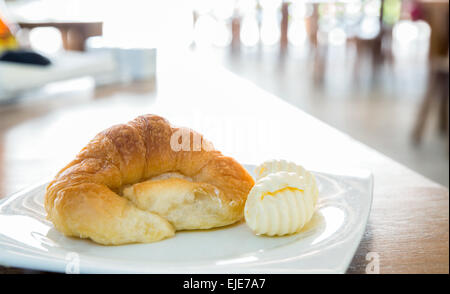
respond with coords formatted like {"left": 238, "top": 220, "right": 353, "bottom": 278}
{"left": 0, "top": 168, "right": 373, "bottom": 274}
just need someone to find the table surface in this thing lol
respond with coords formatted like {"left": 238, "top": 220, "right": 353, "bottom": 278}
{"left": 0, "top": 51, "right": 448, "bottom": 274}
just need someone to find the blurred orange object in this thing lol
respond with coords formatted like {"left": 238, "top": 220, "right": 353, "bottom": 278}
{"left": 0, "top": 4, "right": 19, "bottom": 52}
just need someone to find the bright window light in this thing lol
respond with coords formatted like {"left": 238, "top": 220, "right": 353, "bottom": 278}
{"left": 328, "top": 27, "right": 347, "bottom": 46}
{"left": 260, "top": 11, "right": 280, "bottom": 46}
{"left": 29, "top": 27, "right": 63, "bottom": 55}
{"left": 288, "top": 19, "right": 307, "bottom": 46}
{"left": 240, "top": 15, "right": 259, "bottom": 47}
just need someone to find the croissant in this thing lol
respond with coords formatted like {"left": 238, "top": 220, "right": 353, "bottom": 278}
{"left": 45, "top": 114, "right": 254, "bottom": 245}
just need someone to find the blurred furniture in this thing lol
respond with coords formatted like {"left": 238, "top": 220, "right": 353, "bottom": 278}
{"left": 349, "top": 0, "right": 394, "bottom": 84}
{"left": 412, "top": 0, "right": 449, "bottom": 145}
{"left": 279, "top": 1, "right": 289, "bottom": 51}
{"left": 230, "top": 13, "right": 241, "bottom": 51}
{"left": 0, "top": 51, "right": 448, "bottom": 273}
{"left": 0, "top": 51, "right": 116, "bottom": 102}
{"left": 306, "top": 4, "right": 325, "bottom": 86}
{"left": 18, "top": 21, "right": 102, "bottom": 51}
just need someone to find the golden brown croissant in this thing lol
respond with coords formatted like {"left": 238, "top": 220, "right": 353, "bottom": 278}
{"left": 45, "top": 114, "right": 254, "bottom": 245}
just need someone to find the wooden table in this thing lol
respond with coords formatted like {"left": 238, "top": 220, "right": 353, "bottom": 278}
{"left": 18, "top": 21, "right": 103, "bottom": 51}
{"left": 0, "top": 51, "right": 448, "bottom": 274}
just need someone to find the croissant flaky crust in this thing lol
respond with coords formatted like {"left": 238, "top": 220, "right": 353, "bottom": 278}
{"left": 45, "top": 114, "right": 254, "bottom": 245}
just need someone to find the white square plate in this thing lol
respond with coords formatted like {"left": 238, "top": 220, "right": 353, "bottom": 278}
{"left": 0, "top": 165, "right": 373, "bottom": 273}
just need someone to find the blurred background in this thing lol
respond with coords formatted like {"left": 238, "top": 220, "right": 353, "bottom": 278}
{"left": 1, "top": 0, "right": 448, "bottom": 187}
